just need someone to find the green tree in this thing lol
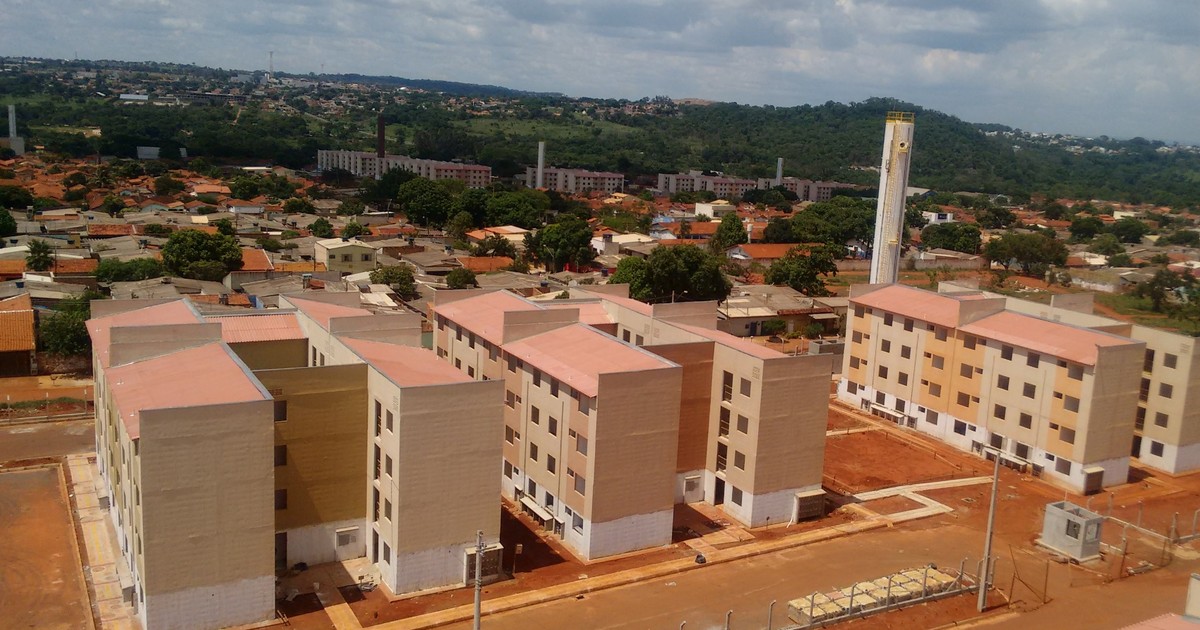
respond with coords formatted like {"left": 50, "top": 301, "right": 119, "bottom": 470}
{"left": 39, "top": 291, "right": 101, "bottom": 356}
{"left": 473, "top": 234, "right": 518, "bottom": 259}
{"left": 153, "top": 173, "right": 185, "bottom": 196}
{"left": 762, "top": 217, "right": 795, "bottom": 243}
{"left": 342, "top": 221, "right": 369, "bottom": 238}
{"left": 213, "top": 218, "right": 236, "bottom": 236}
{"left": 369, "top": 265, "right": 418, "bottom": 299}
{"left": 25, "top": 239, "right": 54, "bottom": 271}
{"left": 609, "top": 244, "right": 730, "bottom": 303}
{"left": 1108, "top": 218, "right": 1150, "bottom": 244}
{"left": 1069, "top": 215, "right": 1105, "bottom": 241}
{"left": 485, "top": 192, "right": 542, "bottom": 229}
{"left": 760, "top": 319, "right": 787, "bottom": 336}
{"left": 1108, "top": 252, "right": 1134, "bottom": 267}
{"left": 764, "top": 245, "right": 840, "bottom": 296}
{"left": 445, "top": 211, "right": 476, "bottom": 243}
{"left": 283, "top": 197, "right": 316, "bottom": 214}
{"left": 256, "top": 237, "right": 284, "bottom": 252}
{"left": 445, "top": 268, "right": 478, "bottom": 289}
{"left": 454, "top": 188, "right": 491, "bottom": 226}
{"left": 161, "top": 230, "right": 243, "bottom": 279}
{"left": 336, "top": 198, "right": 366, "bottom": 216}
{"left": 982, "top": 232, "right": 1068, "bottom": 276}
{"left": 308, "top": 217, "right": 335, "bottom": 238}
{"left": 101, "top": 194, "right": 126, "bottom": 217}
{"left": 530, "top": 216, "right": 594, "bottom": 272}
{"left": 142, "top": 224, "right": 172, "bottom": 237}
{"left": 919, "top": 223, "right": 982, "bottom": 254}
{"left": 396, "top": 177, "right": 453, "bottom": 227}
{"left": 230, "top": 176, "right": 261, "bottom": 200}
{"left": 1087, "top": 233, "right": 1124, "bottom": 256}
{"left": 0, "top": 185, "right": 33, "bottom": 210}
{"left": 96, "top": 258, "right": 165, "bottom": 283}
{"left": 710, "top": 213, "right": 748, "bottom": 252}
{"left": 0, "top": 209, "right": 16, "bottom": 238}
{"left": 1134, "top": 269, "right": 1186, "bottom": 312}
{"left": 976, "top": 206, "right": 1016, "bottom": 230}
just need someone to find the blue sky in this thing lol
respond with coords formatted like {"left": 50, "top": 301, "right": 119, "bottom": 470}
{"left": 5, "top": 0, "right": 1199, "bottom": 143}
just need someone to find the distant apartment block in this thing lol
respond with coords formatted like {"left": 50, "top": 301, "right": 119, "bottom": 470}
{"left": 755, "top": 177, "right": 853, "bottom": 202}
{"left": 837, "top": 284, "right": 1144, "bottom": 493}
{"left": 88, "top": 294, "right": 502, "bottom": 629}
{"left": 317, "top": 150, "right": 491, "bottom": 188}
{"left": 525, "top": 166, "right": 624, "bottom": 194}
{"left": 658, "top": 171, "right": 853, "bottom": 202}
{"left": 432, "top": 287, "right": 831, "bottom": 560}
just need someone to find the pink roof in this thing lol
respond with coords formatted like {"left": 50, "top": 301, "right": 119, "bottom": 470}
{"left": 286, "top": 296, "right": 372, "bottom": 330}
{"left": 544, "top": 301, "right": 614, "bottom": 326}
{"left": 434, "top": 291, "right": 541, "bottom": 346}
{"left": 206, "top": 313, "right": 305, "bottom": 343}
{"left": 581, "top": 290, "right": 653, "bottom": 317}
{"left": 340, "top": 338, "right": 470, "bottom": 387}
{"left": 673, "top": 322, "right": 782, "bottom": 360}
{"left": 107, "top": 343, "right": 267, "bottom": 439}
{"left": 851, "top": 284, "right": 975, "bottom": 328}
{"left": 504, "top": 324, "right": 675, "bottom": 397}
{"left": 87, "top": 301, "right": 202, "bottom": 368}
{"left": 959, "top": 311, "right": 1136, "bottom": 366}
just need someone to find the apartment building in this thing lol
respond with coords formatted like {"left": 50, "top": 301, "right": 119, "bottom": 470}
{"left": 524, "top": 166, "right": 624, "bottom": 194}
{"left": 754, "top": 177, "right": 851, "bottom": 202}
{"left": 657, "top": 172, "right": 757, "bottom": 198}
{"left": 317, "top": 150, "right": 491, "bottom": 188}
{"left": 89, "top": 294, "right": 503, "bottom": 628}
{"left": 432, "top": 287, "right": 831, "bottom": 558}
{"left": 939, "top": 283, "right": 1200, "bottom": 475}
{"left": 838, "top": 284, "right": 1144, "bottom": 493}
{"left": 315, "top": 237, "right": 377, "bottom": 275}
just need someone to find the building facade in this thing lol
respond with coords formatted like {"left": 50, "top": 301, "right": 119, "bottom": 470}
{"left": 524, "top": 166, "right": 624, "bottom": 194}
{"left": 317, "top": 150, "right": 491, "bottom": 188}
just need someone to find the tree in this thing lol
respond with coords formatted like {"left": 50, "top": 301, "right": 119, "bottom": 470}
{"left": 101, "top": 194, "right": 126, "bottom": 217}
{"left": 764, "top": 245, "right": 840, "bottom": 296}
{"left": 39, "top": 292, "right": 101, "bottom": 357}
{"left": 920, "top": 223, "right": 982, "bottom": 254}
{"left": 0, "top": 209, "right": 15, "bottom": 238}
{"left": 762, "top": 217, "right": 795, "bottom": 243}
{"left": 1108, "top": 252, "right": 1134, "bottom": 267}
{"left": 1087, "top": 233, "right": 1124, "bottom": 256}
{"left": 982, "top": 232, "right": 1068, "bottom": 276}
{"left": 230, "top": 176, "right": 261, "bottom": 200}
{"left": 213, "top": 218, "right": 236, "bottom": 236}
{"left": 445, "top": 268, "right": 478, "bottom": 289}
{"left": 25, "top": 239, "right": 53, "bottom": 271}
{"left": 760, "top": 319, "right": 787, "bottom": 336}
{"left": 370, "top": 265, "right": 418, "bottom": 299}
{"left": 1109, "top": 217, "right": 1150, "bottom": 244}
{"left": 445, "top": 211, "right": 476, "bottom": 243}
{"left": 473, "top": 234, "right": 518, "bottom": 259}
{"left": 455, "top": 188, "right": 490, "bottom": 226}
{"left": 336, "top": 198, "right": 366, "bottom": 216}
{"left": 283, "top": 197, "right": 316, "bottom": 214}
{"left": 609, "top": 244, "right": 731, "bottom": 303}
{"left": 710, "top": 212, "right": 748, "bottom": 252}
{"left": 142, "top": 224, "right": 172, "bottom": 237}
{"left": 153, "top": 173, "right": 185, "bottom": 196}
{"left": 530, "top": 216, "right": 595, "bottom": 272}
{"left": 1069, "top": 215, "right": 1105, "bottom": 241}
{"left": 96, "top": 258, "right": 164, "bottom": 283}
{"left": 161, "top": 230, "right": 243, "bottom": 279}
{"left": 308, "top": 217, "right": 335, "bottom": 238}
{"left": 1135, "top": 269, "right": 1187, "bottom": 312}
{"left": 976, "top": 206, "right": 1016, "bottom": 230}
{"left": 0, "top": 185, "right": 33, "bottom": 210}
{"left": 485, "top": 192, "right": 542, "bottom": 228}
{"left": 342, "top": 221, "right": 369, "bottom": 238}
{"left": 396, "top": 177, "right": 453, "bottom": 226}
{"left": 256, "top": 237, "right": 284, "bottom": 252}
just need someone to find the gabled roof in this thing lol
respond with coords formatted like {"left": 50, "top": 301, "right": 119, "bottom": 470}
{"left": 341, "top": 337, "right": 470, "bottom": 388}
{"left": 504, "top": 323, "right": 675, "bottom": 397}
{"left": 959, "top": 311, "right": 1138, "bottom": 366}
{"left": 87, "top": 300, "right": 203, "bottom": 368}
{"left": 286, "top": 295, "right": 371, "bottom": 330}
{"left": 240, "top": 248, "right": 274, "bottom": 272}
{"left": 205, "top": 313, "right": 305, "bottom": 343}
{"left": 433, "top": 290, "right": 541, "bottom": 346}
{"left": 106, "top": 342, "right": 267, "bottom": 439}
{"left": 0, "top": 294, "right": 35, "bottom": 352}
{"left": 850, "top": 284, "right": 978, "bottom": 329}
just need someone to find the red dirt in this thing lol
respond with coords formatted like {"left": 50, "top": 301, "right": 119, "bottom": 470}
{"left": 824, "top": 429, "right": 985, "bottom": 493}
{"left": 0, "top": 464, "right": 94, "bottom": 629}
{"left": 828, "top": 407, "right": 869, "bottom": 432}
{"left": 863, "top": 494, "right": 925, "bottom": 515}
{"left": 0, "top": 375, "right": 94, "bottom": 404}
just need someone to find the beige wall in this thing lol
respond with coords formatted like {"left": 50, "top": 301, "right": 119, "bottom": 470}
{"left": 229, "top": 339, "right": 309, "bottom": 370}
{"left": 752, "top": 354, "right": 831, "bottom": 494}
{"left": 646, "top": 342, "right": 715, "bottom": 473}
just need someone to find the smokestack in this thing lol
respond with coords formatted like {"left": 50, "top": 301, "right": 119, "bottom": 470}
{"left": 775, "top": 157, "right": 783, "bottom": 187}
{"left": 536, "top": 141, "right": 545, "bottom": 189}
{"left": 7, "top": 105, "right": 15, "bottom": 140}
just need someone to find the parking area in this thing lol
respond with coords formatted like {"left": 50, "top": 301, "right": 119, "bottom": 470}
{"left": 0, "top": 464, "right": 94, "bottom": 630}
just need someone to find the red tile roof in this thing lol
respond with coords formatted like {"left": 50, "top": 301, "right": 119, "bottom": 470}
{"left": 0, "top": 294, "right": 36, "bottom": 352}
{"left": 504, "top": 323, "right": 675, "bottom": 397}
{"left": 206, "top": 313, "right": 305, "bottom": 343}
{"left": 456, "top": 256, "right": 513, "bottom": 273}
{"left": 433, "top": 291, "right": 541, "bottom": 346}
{"left": 87, "top": 300, "right": 203, "bottom": 368}
{"left": 850, "top": 284, "right": 985, "bottom": 329}
{"left": 285, "top": 296, "right": 371, "bottom": 330}
{"left": 341, "top": 338, "right": 470, "bottom": 387}
{"left": 240, "top": 248, "right": 274, "bottom": 272}
{"left": 87, "top": 224, "right": 135, "bottom": 237}
{"left": 960, "top": 311, "right": 1137, "bottom": 366}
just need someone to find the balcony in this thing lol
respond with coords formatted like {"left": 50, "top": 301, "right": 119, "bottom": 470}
{"left": 718, "top": 417, "right": 730, "bottom": 437}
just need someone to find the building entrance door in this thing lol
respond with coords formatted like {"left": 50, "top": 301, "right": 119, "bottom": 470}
{"left": 713, "top": 477, "right": 725, "bottom": 505}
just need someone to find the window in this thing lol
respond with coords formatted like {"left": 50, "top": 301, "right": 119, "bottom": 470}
{"left": 1165, "top": 353, "right": 1178, "bottom": 369}
{"left": 1160, "top": 383, "right": 1174, "bottom": 399}
{"left": 1063, "top": 396, "right": 1080, "bottom": 413}
{"left": 384, "top": 499, "right": 393, "bottom": 520}
{"left": 928, "top": 382, "right": 942, "bottom": 397}
{"left": 275, "top": 489, "right": 288, "bottom": 510}
{"left": 507, "top": 356, "right": 517, "bottom": 373}
{"left": 1055, "top": 458, "right": 1072, "bottom": 476}
{"left": 731, "top": 487, "right": 743, "bottom": 506}
{"left": 930, "top": 355, "right": 945, "bottom": 370}
{"left": 578, "top": 396, "right": 591, "bottom": 415}
{"left": 385, "top": 455, "right": 393, "bottom": 477}
{"left": 531, "top": 406, "right": 540, "bottom": 425}
{"left": 884, "top": 313, "right": 894, "bottom": 326}
{"left": 964, "top": 335, "right": 977, "bottom": 350}
{"left": 1023, "top": 383, "right": 1036, "bottom": 399}
{"left": 274, "top": 400, "right": 288, "bottom": 422}
{"left": 876, "top": 391, "right": 887, "bottom": 405}
{"left": 373, "top": 445, "right": 381, "bottom": 479}
{"left": 1137, "top": 406, "right": 1147, "bottom": 428}
{"left": 956, "top": 392, "right": 971, "bottom": 407}
{"left": 734, "top": 451, "right": 746, "bottom": 470}
{"left": 1001, "top": 345, "right": 1014, "bottom": 361}
{"left": 341, "top": 254, "right": 351, "bottom": 262}
{"left": 737, "top": 415, "right": 749, "bottom": 433}
{"left": 722, "top": 371, "right": 734, "bottom": 401}
{"left": 901, "top": 345, "right": 912, "bottom": 359}
{"left": 635, "top": 335, "right": 644, "bottom": 345}
{"left": 545, "top": 494, "right": 555, "bottom": 508}
{"left": 468, "top": 333, "right": 475, "bottom": 349}
{"left": 311, "top": 346, "right": 317, "bottom": 366}
{"left": 533, "top": 369, "right": 542, "bottom": 387}
{"left": 881, "top": 339, "right": 891, "bottom": 353}
{"left": 547, "top": 455, "right": 556, "bottom": 473}
{"left": 319, "top": 354, "right": 325, "bottom": 366}
{"left": 1155, "top": 412, "right": 1169, "bottom": 428}
{"left": 1151, "top": 441, "right": 1165, "bottom": 457}
{"left": 953, "top": 420, "right": 967, "bottom": 435}
{"left": 925, "top": 409, "right": 938, "bottom": 424}
{"left": 576, "top": 434, "right": 588, "bottom": 455}
{"left": 1067, "top": 364, "right": 1084, "bottom": 380}
{"left": 505, "top": 426, "right": 515, "bottom": 444}
{"left": 852, "top": 331, "right": 863, "bottom": 344}
{"left": 622, "top": 330, "right": 631, "bottom": 342}
{"left": 1140, "top": 378, "right": 1151, "bottom": 401}
{"left": 1060, "top": 427, "right": 1076, "bottom": 444}
{"left": 549, "top": 417, "right": 559, "bottom": 436}
{"left": 854, "top": 305, "right": 866, "bottom": 318}
{"left": 994, "top": 404, "right": 1006, "bottom": 420}
{"left": 1144, "top": 349, "right": 1156, "bottom": 373}
{"left": 361, "top": 253, "right": 371, "bottom": 262}
{"left": 935, "top": 327, "right": 947, "bottom": 341}
{"left": 489, "top": 345, "right": 498, "bottom": 361}
{"left": 504, "top": 460, "right": 513, "bottom": 478}
{"left": 904, "top": 319, "right": 914, "bottom": 332}
{"left": 898, "top": 372, "right": 910, "bottom": 387}
{"left": 574, "top": 474, "right": 586, "bottom": 495}
{"left": 529, "top": 443, "right": 539, "bottom": 462}
{"left": 960, "top": 363, "right": 974, "bottom": 378}
{"left": 878, "top": 366, "right": 889, "bottom": 379}
{"left": 505, "top": 390, "right": 518, "bottom": 408}
{"left": 1027, "top": 353, "right": 1039, "bottom": 368}
{"left": 274, "top": 445, "right": 287, "bottom": 466}
{"left": 849, "top": 356, "right": 863, "bottom": 369}
{"left": 719, "top": 407, "right": 731, "bottom": 436}
{"left": 382, "top": 543, "right": 391, "bottom": 564}
{"left": 740, "top": 378, "right": 752, "bottom": 397}
{"left": 527, "top": 478, "right": 537, "bottom": 496}
{"left": 572, "top": 513, "right": 584, "bottom": 532}
{"left": 997, "top": 375, "right": 1010, "bottom": 390}
{"left": 386, "top": 410, "right": 393, "bottom": 432}
{"left": 551, "top": 380, "right": 560, "bottom": 397}
{"left": 455, "top": 359, "right": 462, "bottom": 369}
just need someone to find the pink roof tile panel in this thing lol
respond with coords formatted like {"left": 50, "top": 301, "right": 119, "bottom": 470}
{"left": 504, "top": 324, "right": 675, "bottom": 397}
{"left": 433, "top": 291, "right": 541, "bottom": 346}
{"left": 543, "top": 301, "right": 615, "bottom": 326}
{"left": 959, "top": 311, "right": 1137, "bottom": 366}
{"left": 671, "top": 322, "right": 782, "bottom": 360}
{"left": 107, "top": 343, "right": 268, "bottom": 439}
{"left": 87, "top": 300, "right": 203, "bottom": 368}
{"left": 340, "top": 338, "right": 470, "bottom": 387}
{"left": 286, "top": 296, "right": 372, "bottom": 330}
{"left": 205, "top": 313, "right": 305, "bottom": 343}
{"left": 850, "top": 284, "right": 969, "bottom": 328}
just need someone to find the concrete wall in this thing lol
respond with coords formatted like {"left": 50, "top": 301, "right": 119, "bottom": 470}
{"left": 228, "top": 339, "right": 309, "bottom": 370}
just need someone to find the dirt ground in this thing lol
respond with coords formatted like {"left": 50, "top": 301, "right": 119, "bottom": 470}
{"left": 827, "top": 406, "right": 869, "bottom": 432}
{"left": 0, "top": 375, "right": 94, "bottom": 404}
{"left": 0, "top": 464, "right": 94, "bottom": 630}
{"left": 824, "top": 428, "right": 986, "bottom": 493}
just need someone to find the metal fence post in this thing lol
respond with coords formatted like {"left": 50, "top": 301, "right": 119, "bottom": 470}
{"left": 767, "top": 600, "right": 776, "bottom": 630}
{"left": 885, "top": 575, "right": 894, "bottom": 608}
{"left": 810, "top": 591, "right": 817, "bottom": 625}
{"left": 1108, "top": 492, "right": 1114, "bottom": 516}
{"left": 724, "top": 609, "right": 732, "bottom": 630}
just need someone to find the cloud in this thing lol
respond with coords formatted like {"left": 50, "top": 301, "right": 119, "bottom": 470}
{"left": 0, "top": 0, "right": 1197, "bottom": 142}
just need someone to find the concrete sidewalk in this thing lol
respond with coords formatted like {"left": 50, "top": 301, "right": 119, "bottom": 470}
{"left": 68, "top": 455, "right": 139, "bottom": 630}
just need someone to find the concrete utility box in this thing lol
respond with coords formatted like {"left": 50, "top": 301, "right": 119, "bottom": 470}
{"left": 1038, "top": 501, "right": 1103, "bottom": 561}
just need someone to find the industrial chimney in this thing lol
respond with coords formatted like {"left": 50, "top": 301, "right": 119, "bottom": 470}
{"left": 536, "top": 141, "right": 546, "bottom": 189}
{"left": 775, "top": 157, "right": 783, "bottom": 187}
{"left": 869, "top": 112, "right": 915, "bottom": 285}
{"left": 6, "top": 105, "right": 24, "bottom": 156}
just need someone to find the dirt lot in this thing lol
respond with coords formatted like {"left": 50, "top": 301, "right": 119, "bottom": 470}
{"left": 824, "top": 428, "right": 986, "bottom": 493}
{"left": 827, "top": 406, "right": 870, "bottom": 432}
{"left": 0, "top": 419, "right": 95, "bottom": 463}
{"left": 0, "top": 464, "right": 94, "bottom": 630}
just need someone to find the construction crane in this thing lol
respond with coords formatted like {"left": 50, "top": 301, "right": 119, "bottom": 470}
{"left": 869, "top": 112, "right": 915, "bottom": 285}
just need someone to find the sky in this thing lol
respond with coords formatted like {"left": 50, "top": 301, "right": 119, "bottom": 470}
{"left": 4, "top": 0, "right": 1199, "bottom": 144}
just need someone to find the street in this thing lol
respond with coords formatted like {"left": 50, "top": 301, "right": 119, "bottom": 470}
{"left": 0, "top": 418, "right": 94, "bottom": 462}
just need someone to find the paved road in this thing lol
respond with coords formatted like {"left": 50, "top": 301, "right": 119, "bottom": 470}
{"left": 0, "top": 419, "right": 94, "bottom": 463}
